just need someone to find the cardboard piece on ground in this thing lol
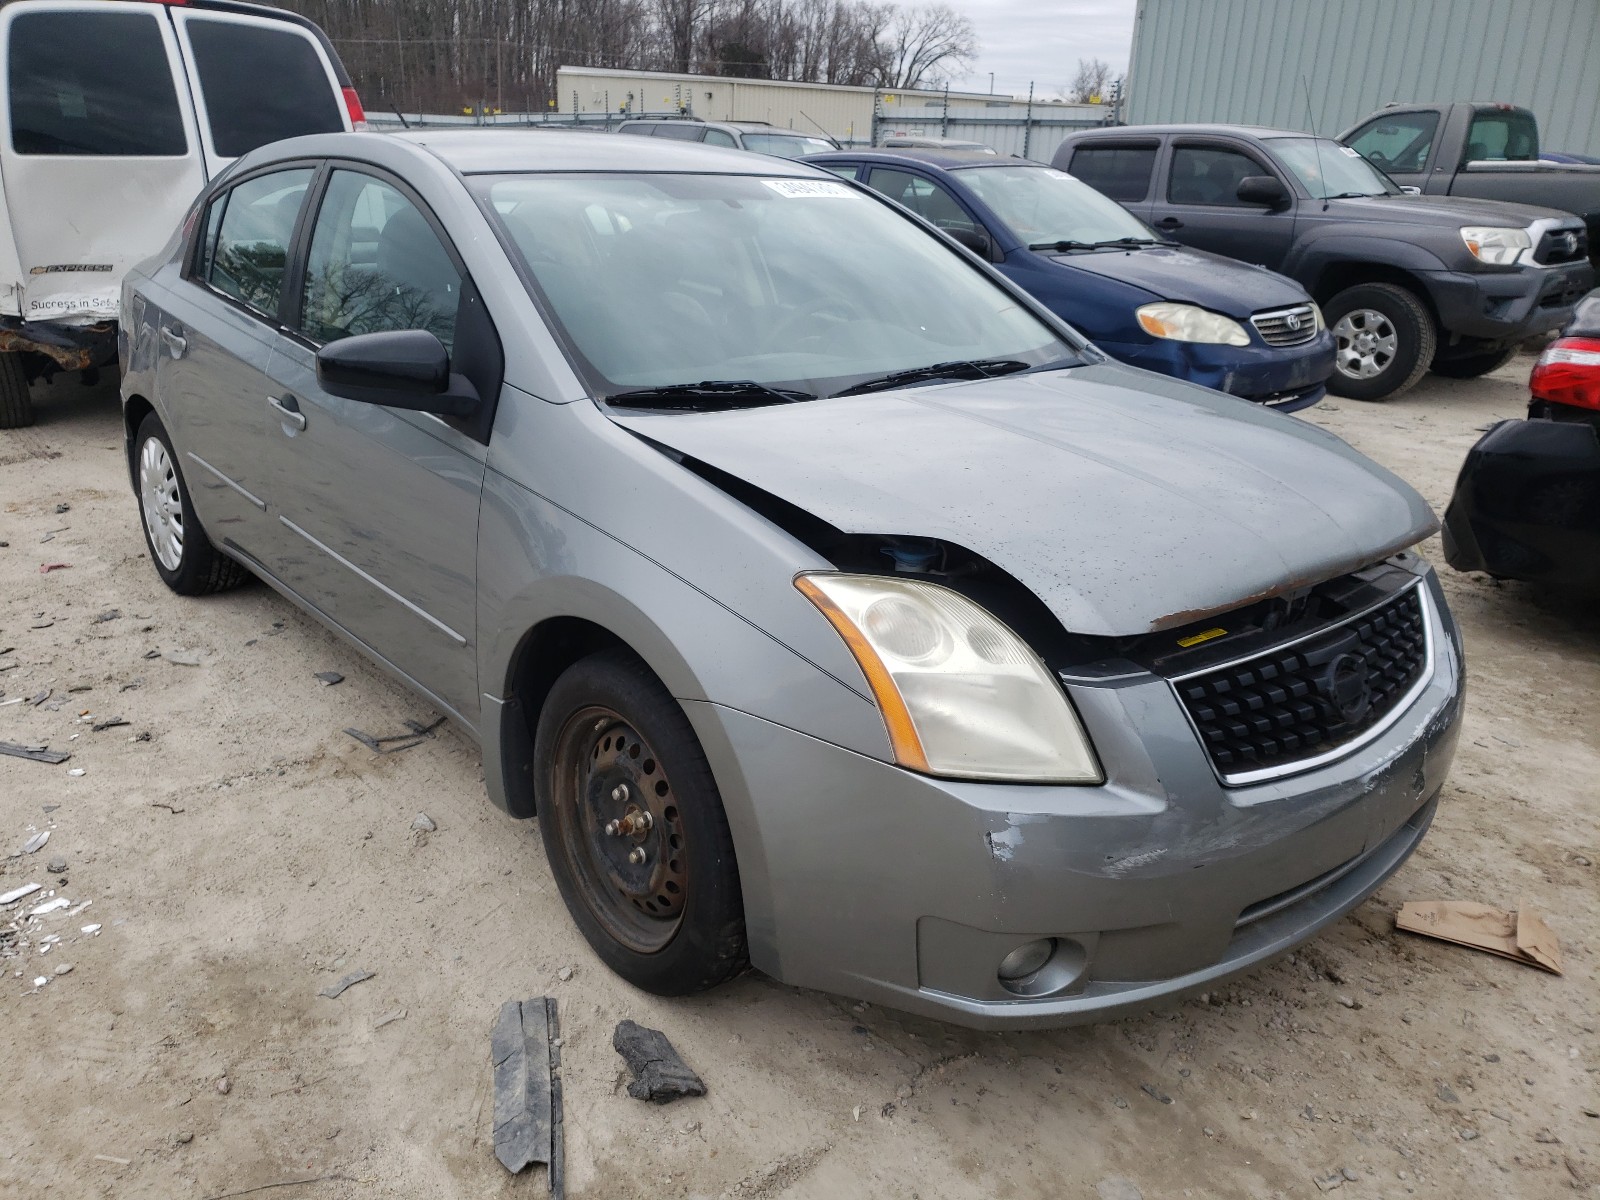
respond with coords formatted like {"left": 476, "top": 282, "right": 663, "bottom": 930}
{"left": 1395, "top": 899, "right": 1563, "bottom": 975}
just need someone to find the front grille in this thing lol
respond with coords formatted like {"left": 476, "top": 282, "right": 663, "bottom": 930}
{"left": 1533, "top": 226, "right": 1589, "bottom": 266}
{"left": 1173, "top": 585, "right": 1430, "bottom": 783}
{"left": 1250, "top": 303, "right": 1319, "bottom": 347}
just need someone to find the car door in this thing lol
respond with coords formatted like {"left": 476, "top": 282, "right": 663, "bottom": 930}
{"left": 260, "top": 165, "right": 492, "bottom": 720}
{"left": 1149, "top": 141, "right": 1296, "bottom": 270}
{"left": 0, "top": 2, "right": 205, "bottom": 324}
{"left": 1059, "top": 139, "right": 1162, "bottom": 224}
{"left": 1342, "top": 109, "right": 1441, "bottom": 193}
{"left": 169, "top": 7, "right": 347, "bottom": 177}
{"left": 154, "top": 165, "right": 317, "bottom": 554}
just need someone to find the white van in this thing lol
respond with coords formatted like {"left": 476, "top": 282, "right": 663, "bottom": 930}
{"left": 0, "top": 0, "right": 364, "bottom": 426}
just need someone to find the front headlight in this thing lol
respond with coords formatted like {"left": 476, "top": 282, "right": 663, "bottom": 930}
{"left": 1135, "top": 302, "right": 1251, "bottom": 346}
{"left": 1460, "top": 226, "right": 1532, "bottom": 265}
{"left": 795, "top": 573, "right": 1102, "bottom": 783}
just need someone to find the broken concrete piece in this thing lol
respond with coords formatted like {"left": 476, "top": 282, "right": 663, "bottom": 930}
{"left": 1396, "top": 899, "right": 1563, "bottom": 974}
{"left": 491, "top": 996, "right": 563, "bottom": 1196}
{"left": 0, "top": 882, "right": 42, "bottom": 905}
{"left": 411, "top": 813, "right": 436, "bottom": 832}
{"left": 318, "top": 969, "right": 375, "bottom": 999}
{"left": 0, "top": 741, "right": 70, "bottom": 765}
{"left": 314, "top": 671, "right": 344, "bottom": 686}
{"left": 612, "top": 1020, "right": 706, "bottom": 1104}
{"left": 47, "top": 858, "right": 66, "bottom": 874}
{"left": 163, "top": 649, "right": 202, "bottom": 667}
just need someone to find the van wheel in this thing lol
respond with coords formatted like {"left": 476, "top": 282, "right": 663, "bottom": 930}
{"left": 135, "top": 412, "right": 248, "bottom": 595}
{"left": 1431, "top": 344, "right": 1520, "bottom": 379}
{"left": 535, "top": 648, "right": 748, "bottom": 996}
{"left": 0, "top": 352, "right": 34, "bottom": 428}
{"left": 1324, "top": 283, "right": 1436, "bottom": 401}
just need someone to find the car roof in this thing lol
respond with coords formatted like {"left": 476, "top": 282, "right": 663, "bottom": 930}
{"left": 388, "top": 129, "right": 825, "bottom": 175}
{"left": 812, "top": 147, "right": 1031, "bottom": 170}
{"left": 1070, "top": 123, "right": 1312, "bottom": 140}
{"left": 618, "top": 119, "right": 823, "bottom": 135}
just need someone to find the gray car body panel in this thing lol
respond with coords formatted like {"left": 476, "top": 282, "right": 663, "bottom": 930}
{"left": 613, "top": 364, "right": 1438, "bottom": 637}
{"left": 120, "top": 129, "right": 1464, "bottom": 1028}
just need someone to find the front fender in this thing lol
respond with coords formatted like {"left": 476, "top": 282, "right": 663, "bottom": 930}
{"left": 1284, "top": 233, "right": 1455, "bottom": 293}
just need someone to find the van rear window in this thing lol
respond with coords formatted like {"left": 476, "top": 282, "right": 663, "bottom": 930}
{"left": 8, "top": 11, "right": 186, "bottom": 156}
{"left": 185, "top": 18, "right": 343, "bottom": 158}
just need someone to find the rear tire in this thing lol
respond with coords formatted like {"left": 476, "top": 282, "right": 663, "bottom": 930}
{"left": 534, "top": 648, "right": 748, "bottom": 996}
{"left": 134, "top": 412, "right": 248, "bottom": 595}
{"left": 1430, "top": 344, "right": 1520, "bottom": 379}
{"left": 1325, "top": 283, "right": 1436, "bottom": 401}
{"left": 0, "top": 352, "right": 34, "bottom": 428}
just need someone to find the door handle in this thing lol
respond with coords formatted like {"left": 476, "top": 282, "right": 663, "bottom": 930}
{"left": 267, "top": 394, "right": 306, "bottom": 432}
{"left": 159, "top": 324, "right": 187, "bottom": 358}
{"left": 1155, "top": 217, "right": 1184, "bottom": 230}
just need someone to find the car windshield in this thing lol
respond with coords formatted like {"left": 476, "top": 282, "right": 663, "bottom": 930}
{"left": 480, "top": 173, "right": 1075, "bottom": 399}
{"left": 956, "top": 165, "right": 1155, "bottom": 246}
{"left": 1272, "top": 137, "right": 1400, "bottom": 198}
{"left": 741, "top": 132, "right": 837, "bottom": 158}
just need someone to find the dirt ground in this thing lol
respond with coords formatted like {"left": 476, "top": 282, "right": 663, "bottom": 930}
{"left": 1, "top": 362, "right": 1595, "bottom": 1200}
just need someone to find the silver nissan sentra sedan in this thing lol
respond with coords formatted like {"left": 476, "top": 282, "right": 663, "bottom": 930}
{"left": 119, "top": 131, "right": 1462, "bottom": 1028}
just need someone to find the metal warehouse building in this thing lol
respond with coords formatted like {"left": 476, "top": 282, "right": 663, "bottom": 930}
{"left": 1126, "top": 0, "right": 1600, "bottom": 156}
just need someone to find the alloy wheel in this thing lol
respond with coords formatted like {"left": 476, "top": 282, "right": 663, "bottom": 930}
{"left": 1332, "top": 308, "right": 1398, "bottom": 380}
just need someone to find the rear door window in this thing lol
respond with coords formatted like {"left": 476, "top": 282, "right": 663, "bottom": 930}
{"left": 652, "top": 124, "right": 704, "bottom": 141}
{"left": 7, "top": 9, "right": 186, "bottom": 156}
{"left": 1067, "top": 144, "right": 1158, "bottom": 201}
{"left": 181, "top": 17, "right": 343, "bottom": 159}
{"left": 202, "top": 167, "right": 314, "bottom": 317}
{"left": 703, "top": 128, "right": 738, "bottom": 148}
{"left": 298, "top": 170, "right": 462, "bottom": 351}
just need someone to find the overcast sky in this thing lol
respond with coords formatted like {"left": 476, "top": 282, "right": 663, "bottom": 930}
{"left": 950, "top": 0, "right": 1139, "bottom": 99}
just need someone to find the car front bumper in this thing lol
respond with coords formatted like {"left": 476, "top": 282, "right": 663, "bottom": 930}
{"left": 1424, "top": 262, "right": 1595, "bottom": 342}
{"left": 689, "top": 572, "right": 1463, "bottom": 1029}
{"left": 1101, "top": 331, "right": 1334, "bottom": 413}
{"left": 1443, "top": 416, "right": 1600, "bottom": 587}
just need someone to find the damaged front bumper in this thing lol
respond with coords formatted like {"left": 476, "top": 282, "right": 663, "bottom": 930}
{"left": 0, "top": 315, "right": 117, "bottom": 375}
{"left": 1443, "top": 417, "right": 1600, "bottom": 588}
{"left": 688, "top": 571, "right": 1462, "bottom": 1030}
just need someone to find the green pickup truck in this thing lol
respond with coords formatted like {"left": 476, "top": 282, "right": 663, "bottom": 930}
{"left": 1339, "top": 103, "right": 1600, "bottom": 272}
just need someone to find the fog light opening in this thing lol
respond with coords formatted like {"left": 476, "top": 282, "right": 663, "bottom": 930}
{"left": 997, "top": 938, "right": 1055, "bottom": 984}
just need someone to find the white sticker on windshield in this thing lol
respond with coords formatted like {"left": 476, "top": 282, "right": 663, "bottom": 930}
{"left": 762, "top": 179, "right": 856, "bottom": 199}
{"left": 1339, "top": 145, "right": 1361, "bottom": 157}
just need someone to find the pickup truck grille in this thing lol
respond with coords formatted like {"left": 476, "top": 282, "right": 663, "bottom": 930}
{"left": 1172, "top": 584, "right": 1431, "bottom": 784}
{"left": 1533, "top": 226, "right": 1588, "bottom": 266}
{"left": 1250, "top": 304, "right": 1320, "bottom": 347}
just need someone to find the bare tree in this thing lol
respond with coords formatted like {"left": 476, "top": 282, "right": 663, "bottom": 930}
{"left": 1065, "top": 56, "right": 1112, "bottom": 104}
{"left": 873, "top": 3, "right": 975, "bottom": 90}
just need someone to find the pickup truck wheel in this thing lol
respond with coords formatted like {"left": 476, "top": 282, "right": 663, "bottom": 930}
{"left": 535, "top": 648, "right": 748, "bottom": 996}
{"left": 135, "top": 413, "right": 248, "bottom": 595}
{"left": 1325, "top": 283, "right": 1436, "bottom": 401}
{"left": 1430, "top": 344, "right": 1520, "bottom": 379}
{"left": 0, "top": 352, "right": 34, "bottom": 428}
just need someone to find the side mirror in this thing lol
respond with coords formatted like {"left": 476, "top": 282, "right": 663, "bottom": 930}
{"left": 1236, "top": 175, "right": 1289, "bottom": 208}
{"left": 316, "top": 329, "right": 479, "bottom": 415}
{"left": 947, "top": 226, "right": 993, "bottom": 257}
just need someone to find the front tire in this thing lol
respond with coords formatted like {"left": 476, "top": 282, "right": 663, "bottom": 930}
{"left": 534, "top": 649, "right": 748, "bottom": 995}
{"left": 0, "top": 352, "right": 34, "bottom": 428}
{"left": 135, "top": 412, "right": 248, "bottom": 595}
{"left": 1430, "top": 344, "right": 1519, "bottom": 379}
{"left": 1325, "top": 282, "right": 1436, "bottom": 401}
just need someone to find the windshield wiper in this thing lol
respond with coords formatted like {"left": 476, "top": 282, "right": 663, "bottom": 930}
{"left": 831, "top": 359, "right": 1033, "bottom": 398}
{"left": 1029, "top": 236, "right": 1168, "bottom": 251}
{"left": 605, "top": 380, "right": 815, "bottom": 409}
{"left": 1322, "top": 191, "right": 1383, "bottom": 200}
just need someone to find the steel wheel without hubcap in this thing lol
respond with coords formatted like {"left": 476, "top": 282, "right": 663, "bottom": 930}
{"left": 139, "top": 435, "right": 185, "bottom": 571}
{"left": 548, "top": 705, "right": 689, "bottom": 954}
{"left": 1333, "top": 308, "right": 1398, "bottom": 380}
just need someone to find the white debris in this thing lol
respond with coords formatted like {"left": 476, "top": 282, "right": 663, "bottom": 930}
{"left": 81, "top": 924, "right": 101, "bottom": 935}
{"left": 21, "top": 831, "right": 49, "bottom": 854}
{"left": 67, "top": 768, "right": 85, "bottom": 777}
{"left": 411, "top": 813, "right": 436, "bottom": 832}
{"left": 28, "top": 897, "right": 70, "bottom": 917}
{"left": 64, "top": 900, "right": 92, "bottom": 917}
{"left": 54, "top": 962, "right": 73, "bottom": 975}
{"left": 31, "top": 976, "right": 47, "bottom": 988}
{"left": 1, "top": 883, "right": 42, "bottom": 905}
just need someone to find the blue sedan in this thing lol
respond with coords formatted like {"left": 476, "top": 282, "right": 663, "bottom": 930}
{"left": 813, "top": 149, "right": 1335, "bottom": 412}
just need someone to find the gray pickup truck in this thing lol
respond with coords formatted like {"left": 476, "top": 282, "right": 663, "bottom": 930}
{"left": 1055, "top": 125, "right": 1594, "bottom": 401}
{"left": 1339, "top": 103, "right": 1600, "bottom": 271}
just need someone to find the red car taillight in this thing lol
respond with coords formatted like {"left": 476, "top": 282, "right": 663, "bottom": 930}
{"left": 1530, "top": 336, "right": 1600, "bottom": 412}
{"left": 342, "top": 86, "right": 368, "bottom": 131}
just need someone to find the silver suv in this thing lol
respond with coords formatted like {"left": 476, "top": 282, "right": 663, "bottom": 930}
{"left": 616, "top": 118, "right": 838, "bottom": 158}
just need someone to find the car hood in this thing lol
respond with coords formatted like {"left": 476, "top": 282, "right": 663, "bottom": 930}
{"left": 612, "top": 364, "right": 1438, "bottom": 637}
{"left": 1043, "top": 245, "right": 1309, "bottom": 316}
{"left": 1323, "top": 193, "right": 1578, "bottom": 226}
